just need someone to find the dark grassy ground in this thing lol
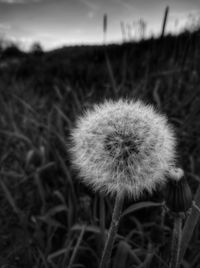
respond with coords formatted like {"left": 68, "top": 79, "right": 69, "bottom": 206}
{"left": 0, "top": 29, "right": 200, "bottom": 268}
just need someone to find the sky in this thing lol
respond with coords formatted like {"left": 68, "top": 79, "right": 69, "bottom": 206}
{"left": 0, "top": 0, "right": 200, "bottom": 50}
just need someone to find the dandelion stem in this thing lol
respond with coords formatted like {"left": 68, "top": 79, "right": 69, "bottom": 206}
{"left": 99, "top": 191, "right": 124, "bottom": 268}
{"left": 99, "top": 194, "right": 106, "bottom": 254}
{"left": 170, "top": 215, "right": 182, "bottom": 268}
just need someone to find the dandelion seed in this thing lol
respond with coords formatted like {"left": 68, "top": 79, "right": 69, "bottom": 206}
{"left": 70, "top": 99, "right": 176, "bottom": 199}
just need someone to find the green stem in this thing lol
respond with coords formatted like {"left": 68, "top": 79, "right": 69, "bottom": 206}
{"left": 170, "top": 215, "right": 182, "bottom": 268}
{"left": 99, "top": 191, "right": 124, "bottom": 268}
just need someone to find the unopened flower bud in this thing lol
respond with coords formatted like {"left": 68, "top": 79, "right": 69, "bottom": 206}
{"left": 164, "top": 168, "right": 192, "bottom": 213}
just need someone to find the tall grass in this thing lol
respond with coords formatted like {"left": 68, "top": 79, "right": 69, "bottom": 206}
{"left": 0, "top": 25, "right": 200, "bottom": 267}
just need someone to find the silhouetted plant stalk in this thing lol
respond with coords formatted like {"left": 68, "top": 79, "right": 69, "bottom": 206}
{"left": 160, "top": 6, "right": 169, "bottom": 39}
{"left": 103, "top": 13, "right": 107, "bottom": 45}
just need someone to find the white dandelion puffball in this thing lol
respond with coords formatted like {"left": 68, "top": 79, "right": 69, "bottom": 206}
{"left": 70, "top": 99, "right": 176, "bottom": 198}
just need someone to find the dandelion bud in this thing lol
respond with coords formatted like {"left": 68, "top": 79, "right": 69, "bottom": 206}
{"left": 70, "top": 99, "right": 176, "bottom": 198}
{"left": 164, "top": 168, "right": 193, "bottom": 213}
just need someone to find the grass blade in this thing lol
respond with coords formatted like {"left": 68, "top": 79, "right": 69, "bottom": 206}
{"left": 179, "top": 182, "right": 200, "bottom": 264}
{"left": 68, "top": 225, "right": 86, "bottom": 268}
{"left": 0, "top": 178, "right": 22, "bottom": 216}
{"left": 121, "top": 201, "right": 163, "bottom": 218}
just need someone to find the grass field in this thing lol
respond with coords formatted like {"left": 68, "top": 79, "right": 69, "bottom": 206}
{"left": 0, "top": 29, "right": 200, "bottom": 267}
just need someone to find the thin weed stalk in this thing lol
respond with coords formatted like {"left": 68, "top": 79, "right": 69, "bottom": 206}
{"left": 103, "top": 14, "right": 107, "bottom": 45}
{"left": 160, "top": 6, "right": 169, "bottom": 39}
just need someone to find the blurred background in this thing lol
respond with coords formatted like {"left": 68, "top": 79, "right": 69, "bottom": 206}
{"left": 0, "top": 0, "right": 200, "bottom": 267}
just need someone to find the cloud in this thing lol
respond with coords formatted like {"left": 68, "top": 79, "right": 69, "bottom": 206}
{"left": 170, "top": 9, "right": 200, "bottom": 19}
{"left": 0, "top": 0, "right": 42, "bottom": 4}
{"left": 88, "top": 11, "right": 94, "bottom": 19}
{"left": 117, "top": 0, "right": 136, "bottom": 10}
{"left": 0, "top": 0, "right": 23, "bottom": 3}
{"left": 79, "top": 0, "right": 99, "bottom": 11}
{"left": 112, "top": 0, "right": 137, "bottom": 11}
{"left": 0, "top": 23, "right": 11, "bottom": 31}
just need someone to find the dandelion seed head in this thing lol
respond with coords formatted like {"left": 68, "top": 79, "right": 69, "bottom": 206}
{"left": 70, "top": 99, "right": 176, "bottom": 198}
